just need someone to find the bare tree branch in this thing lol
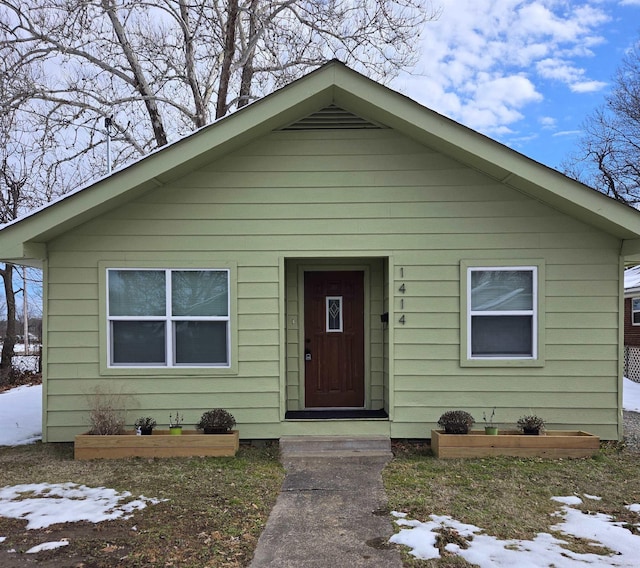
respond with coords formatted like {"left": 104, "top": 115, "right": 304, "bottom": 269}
{"left": 563, "top": 36, "right": 640, "bottom": 205}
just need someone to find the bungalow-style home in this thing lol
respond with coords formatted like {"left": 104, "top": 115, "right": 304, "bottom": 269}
{"left": 623, "top": 265, "right": 640, "bottom": 382}
{"left": 2, "top": 61, "right": 640, "bottom": 443}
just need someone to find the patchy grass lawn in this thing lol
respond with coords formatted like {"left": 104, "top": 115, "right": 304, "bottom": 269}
{"left": 4, "top": 438, "right": 640, "bottom": 568}
{"left": 0, "top": 441, "right": 284, "bottom": 568}
{"left": 383, "top": 442, "right": 640, "bottom": 567}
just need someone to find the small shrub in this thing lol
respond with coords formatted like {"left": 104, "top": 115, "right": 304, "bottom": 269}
{"left": 134, "top": 416, "right": 157, "bottom": 430}
{"left": 197, "top": 409, "right": 236, "bottom": 433}
{"left": 517, "top": 415, "right": 545, "bottom": 433}
{"left": 438, "top": 410, "right": 475, "bottom": 434}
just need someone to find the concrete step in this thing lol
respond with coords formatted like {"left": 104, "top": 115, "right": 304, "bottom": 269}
{"left": 279, "top": 435, "right": 392, "bottom": 458}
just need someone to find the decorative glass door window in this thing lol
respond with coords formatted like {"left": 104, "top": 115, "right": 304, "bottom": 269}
{"left": 107, "top": 268, "right": 230, "bottom": 367}
{"left": 326, "top": 296, "right": 343, "bottom": 332}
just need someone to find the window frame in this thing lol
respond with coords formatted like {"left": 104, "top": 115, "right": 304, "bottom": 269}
{"left": 632, "top": 298, "right": 640, "bottom": 326}
{"left": 99, "top": 261, "right": 238, "bottom": 376}
{"left": 460, "top": 260, "right": 545, "bottom": 367}
{"left": 326, "top": 296, "right": 343, "bottom": 333}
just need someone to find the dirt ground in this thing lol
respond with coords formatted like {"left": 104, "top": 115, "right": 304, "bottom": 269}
{"left": 0, "top": 372, "right": 42, "bottom": 394}
{"left": 0, "top": 516, "right": 138, "bottom": 568}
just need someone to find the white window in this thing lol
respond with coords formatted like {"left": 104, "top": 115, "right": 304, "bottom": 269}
{"left": 468, "top": 267, "right": 537, "bottom": 359}
{"left": 633, "top": 298, "right": 640, "bottom": 325}
{"left": 107, "top": 269, "right": 230, "bottom": 367}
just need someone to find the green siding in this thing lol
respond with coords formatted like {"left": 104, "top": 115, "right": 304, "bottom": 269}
{"left": 42, "top": 128, "right": 622, "bottom": 441}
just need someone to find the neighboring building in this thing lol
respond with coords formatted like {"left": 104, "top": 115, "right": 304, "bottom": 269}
{"left": 1, "top": 61, "right": 640, "bottom": 442}
{"left": 624, "top": 266, "right": 640, "bottom": 382}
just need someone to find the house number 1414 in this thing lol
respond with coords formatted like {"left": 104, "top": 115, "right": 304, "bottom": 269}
{"left": 399, "top": 268, "right": 406, "bottom": 325}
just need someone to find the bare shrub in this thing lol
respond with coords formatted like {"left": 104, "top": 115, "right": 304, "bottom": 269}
{"left": 86, "top": 386, "right": 130, "bottom": 435}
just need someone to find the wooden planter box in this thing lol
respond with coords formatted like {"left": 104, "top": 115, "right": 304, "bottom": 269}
{"left": 74, "top": 430, "right": 239, "bottom": 460}
{"left": 431, "top": 429, "right": 599, "bottom": 459}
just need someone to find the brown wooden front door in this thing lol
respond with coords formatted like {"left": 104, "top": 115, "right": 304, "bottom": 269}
{"left": 304, "top": 270, "right": 365, "bottom": 408}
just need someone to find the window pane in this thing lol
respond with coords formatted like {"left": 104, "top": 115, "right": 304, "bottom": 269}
{"left": 172, "top": 271, "right": 228, "bottom": 316}
{"left": 109, "top": 270, "right": 165, "bottom": 316}
{"left": 471, "top": 315, "right": 533, "bottom": 356}
{"left": 634, "top": 312, "right": 640, "bottom": 325}
{"left": 633, "top": 298, "right": 640, "bottom": 311}
{"left": 471, "top": 270, "right": 533, "bottom": 311}
{"left": 175, "top": 321, "right": 228, "bottom": 364}
{"left": 112, "top": 321, "right": 166, "bottom": 364}
{"left": 327, "top": 297, "right": 342, "bottom": 332}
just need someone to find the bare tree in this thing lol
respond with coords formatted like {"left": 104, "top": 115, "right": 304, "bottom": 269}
{"left": 0, "top": 134, "right": 25, "bottom": 384}
{"left": 0, "top": 81, "right": 26, "bottom": 383}
{"left": 0, "top": 53, "right": 53, "bottom": 384}
{"left": 0, "top": 0, "right": 437, "bottom": 382}
{"left": 563, "top": 37, "right": 640, "bottom": 205}
{"left": 1, "top": 0, "right": 437, "bottom": 169}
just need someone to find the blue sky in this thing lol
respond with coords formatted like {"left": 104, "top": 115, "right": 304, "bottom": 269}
{"left": 395, "top": 0, "right": 640, "bottom": 171}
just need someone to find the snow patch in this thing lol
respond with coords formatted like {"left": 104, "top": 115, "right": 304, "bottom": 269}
{"left": 26, "top": 540, "right": 69, "bottom": 553}
{"left": 584, "top": 494, "right": 602, "bottom": 500}
{"left": 0, "top": 482, "right": 164, "bottom": 529}
{"left": 391, "top": 498, "right": 640, "bottom": 567}
{"left": 551, "top": 495, "right": 583, "bottom": 505}
{"left": 0, "top": 385, "right": 42, "bottom": 446}
{"left": 11, "top": 355, "right": 39, "bottom": 373}
{"left": 624, "top": 377, "right": 640, "bottom": 413}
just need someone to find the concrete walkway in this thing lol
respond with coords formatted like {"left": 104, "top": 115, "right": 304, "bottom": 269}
{"left": 249, "top": 438, "right": 403, "bottom": 567}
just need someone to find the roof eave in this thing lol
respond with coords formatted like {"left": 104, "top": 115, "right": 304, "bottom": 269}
{"left": 0, "top": 242, "right": 45, "bottom": 269}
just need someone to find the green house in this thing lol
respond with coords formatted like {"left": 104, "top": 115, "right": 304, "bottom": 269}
{"left": 2, "top": 61, "right": 640, "bottom": 442}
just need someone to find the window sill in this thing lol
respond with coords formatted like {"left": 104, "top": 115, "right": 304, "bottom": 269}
{"left": 99, "top": 365, "right": 238, "bottom": 376}
{"left": 460, "top": 358, "right": 544, "bottom": 368}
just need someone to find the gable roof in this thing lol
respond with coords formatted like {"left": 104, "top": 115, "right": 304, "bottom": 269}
{"left": 4, "top": 60, "right": 640, "bottom": 268}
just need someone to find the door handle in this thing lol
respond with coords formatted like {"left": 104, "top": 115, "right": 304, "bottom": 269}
{"left": 305, "top": 349, "right": 312, "bottom": 361}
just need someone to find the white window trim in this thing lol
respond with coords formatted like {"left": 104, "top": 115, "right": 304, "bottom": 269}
{"left": 107, "top": 268, "right": 231, "bottom": 368}
{"left": 633, "top": 298, "right": 640, "bottom": 326}
{"left": 326, "top": 295, "right": 343, "bottom": 333}
{"left": 467, "top": 266, "right": 538, "bottom": 360}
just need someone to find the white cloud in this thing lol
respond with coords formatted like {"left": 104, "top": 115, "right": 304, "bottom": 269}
{"left": 539, "top": 116, "right": 557, "bottom": 128}
{"left": 396, "top": 0, "right": 612, "bottom": 135}
{"left": 536, "top": 59, "right": 582, "bottom": 82}
{"left": 552, "top": 130, "right": 582, "bottom": 138}
{"left": 570, "top": 79, "right": 609, "bottom": 93}
{"left": 536, "top": 58, "right": 607, "bottom": 92}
